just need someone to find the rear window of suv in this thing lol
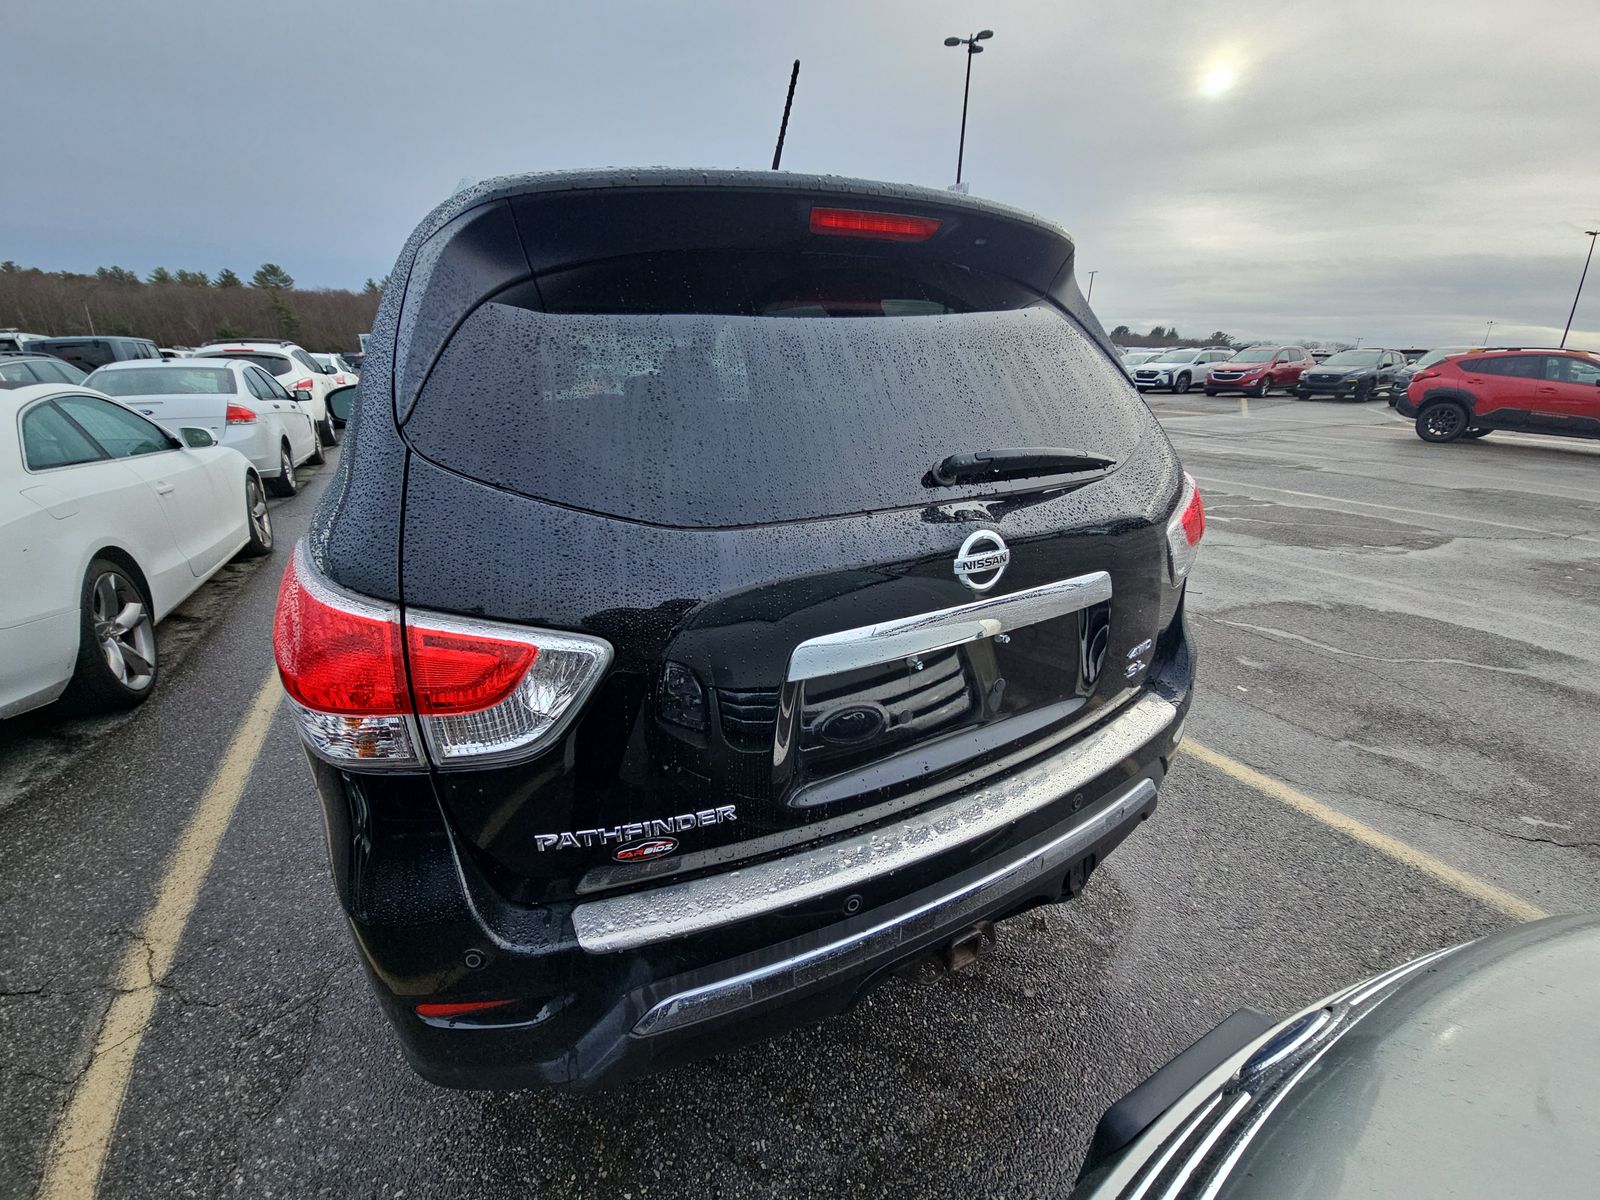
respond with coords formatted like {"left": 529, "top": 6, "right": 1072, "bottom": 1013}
{"left": 403, "top": 251, "right": 1154, "bottom": 527}
{"left": 88, "top": 366, "right": 237, "bottom": 395}
{"left": 201, "top": 351, "right": 292, "bottom": 376}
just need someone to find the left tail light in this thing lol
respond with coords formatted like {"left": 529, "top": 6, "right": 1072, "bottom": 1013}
{"left": 1412, "top": 369, "right": 1440, "bottom": 382}
{"left": 1165, "top": 472, "right": 1205, "bottom": 584}
{"left": 272, "top": 545, "right": 612, "bottom": 769}
{"left": 225, "top": 405, "right": 256, "bottom": 424}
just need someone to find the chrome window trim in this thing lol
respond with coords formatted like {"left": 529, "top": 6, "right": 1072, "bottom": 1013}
{"left": 786, "top": 570, "right": 1112, "bottom": 684}
{"left": 629, "top": 777, "right": 1158, "bottom": 1038}
{"left": 573, "top": 688, "right": 1175, "bottom": 954}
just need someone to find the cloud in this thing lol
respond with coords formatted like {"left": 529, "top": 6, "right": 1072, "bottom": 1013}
{"left": 2, "top": 0, "right": 1596, "bottom": 346}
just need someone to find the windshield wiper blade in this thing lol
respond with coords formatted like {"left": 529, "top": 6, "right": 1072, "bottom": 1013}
{"left": 928, "top": 446, "right": 1118, "bottom": 487}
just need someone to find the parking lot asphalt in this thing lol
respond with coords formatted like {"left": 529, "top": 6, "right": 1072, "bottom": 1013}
{"left": 3, "top": 397, "right": 1596, "bottom": 1200}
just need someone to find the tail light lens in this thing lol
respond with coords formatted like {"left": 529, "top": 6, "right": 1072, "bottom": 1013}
{"left": 225, "top": 404, "right": 256, "bottom": 424}
{"left": 1412, "top": 369, "right": 1440, "bottom": 381}
{"left": 1165, "top": 472, "right": 1205, "bottom": 585}
{"left": 291, "top": 378, "right": 314, "bottom": 392}
{"left": 273, "top": 545, "right": 613, "bottom": 768}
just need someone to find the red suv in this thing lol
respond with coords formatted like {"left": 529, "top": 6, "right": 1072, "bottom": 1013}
{"left": 1398, "top": 348, "right": 1600, "bottom": 443}
{"left": 1204, "top": 345, "right": 1315, "bottom": 396}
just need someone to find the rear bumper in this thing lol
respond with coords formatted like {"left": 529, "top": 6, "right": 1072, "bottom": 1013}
{"left": 317, "top": 619, "right": 1194, "bottom": 1092}
{"left": 1295, "top": 379, "right": 1369, "bottom": 398}
{"left": 1394, "top": 393, "right": 1420, "bottom": 417}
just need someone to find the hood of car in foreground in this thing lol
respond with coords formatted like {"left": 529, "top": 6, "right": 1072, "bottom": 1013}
{"left": 1084, "top": 914, "right": 1600, "bottom": 1200}
{"left": 1220, "top": 915, "right": 1600, "bottom": 1200}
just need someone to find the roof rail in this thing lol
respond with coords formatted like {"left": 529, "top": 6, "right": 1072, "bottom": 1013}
{"left": 199, "top": 337, "right": 294, "bottom": 347}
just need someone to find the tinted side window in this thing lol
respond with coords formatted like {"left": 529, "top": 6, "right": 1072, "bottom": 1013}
{"left": 1548, "top": 356, "right": 1600, "bottom": 385}
{"left": 54, "top": 395, "right": 173, "bottom": 457}
{"left": 1462, "top": 355, "right": 1539, "bottom": 378}
{"left": 242, "top": 369, "right": 270, "bottom": 400}
{"left": 32, "top": 360, "right": 86, "bottom": 383}
{"left": 257, "top": 369, "right": 292, "bottom": 399}
{"left": 22, "top": 402, "right": 105, "bottom": 469}
{"left": 0, "top": 361, "right": 40, "bottom": 387}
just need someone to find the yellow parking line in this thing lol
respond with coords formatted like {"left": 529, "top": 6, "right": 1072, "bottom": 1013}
{"left": 1180, "top": 739, "right": 1548, "bottom": 923}
{"left": 37, "top": 670, "right": 283, "bottom": 1200}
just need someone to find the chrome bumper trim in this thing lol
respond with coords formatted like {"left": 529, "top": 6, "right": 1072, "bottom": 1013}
{"left": 573, "top": 689, "right": 1176, "bottom": 954}
{"left": 785, "top": 571, "right": 1112, "bottom": 683}
{"left": 629, "top": 776, "right": 1158, "bottom": 1037}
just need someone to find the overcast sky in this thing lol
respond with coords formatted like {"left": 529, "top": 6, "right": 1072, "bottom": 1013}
{"left": 5, "top": 0, "right": 1596, "bottom": 346}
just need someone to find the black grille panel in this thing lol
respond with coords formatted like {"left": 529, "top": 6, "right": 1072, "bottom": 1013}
{"left": 717, "top": 687, "right": 781, "bottom": 751}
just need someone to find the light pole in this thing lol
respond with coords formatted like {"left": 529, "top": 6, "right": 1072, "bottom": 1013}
{"left": 1483, "top": 319, "right": 1495, "bottom": 345}
{"left": 1085, "top": 270, "right": 1099, "bottom": 303}
{"left": 943, "top": 29, "right": 994, "bottom": 187}
{"left": 1559, "top": 230, "right": 1599, "bottom": 349}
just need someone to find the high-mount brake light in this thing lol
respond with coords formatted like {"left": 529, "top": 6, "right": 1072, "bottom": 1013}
{"left": 272, "top": 545, "right": 614, "bottom": 769}
{"left": 809, "top": 207, "right": 942, "bottom": 242}
{"left": 1165, "top": 472, "right": 1205, "bottom": 584}
{"left": 225, "top": 404, "right": 256, "bottom": 424}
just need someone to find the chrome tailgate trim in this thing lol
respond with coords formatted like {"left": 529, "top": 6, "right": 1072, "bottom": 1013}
{"left": 785, "top": 571, "right": 1112, "bottom": 683}
{"left": 573, "top": 688, "right": 1176, "bottom": 953}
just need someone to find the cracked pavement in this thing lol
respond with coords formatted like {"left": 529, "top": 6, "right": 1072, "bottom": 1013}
{"left": 1, "top": 397, "right": 1596, "bottom": 1199}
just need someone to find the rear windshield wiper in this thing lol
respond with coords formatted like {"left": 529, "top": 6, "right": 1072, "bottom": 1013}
{"left": 927, "top": 447, "right": 1118, "bottom": 487}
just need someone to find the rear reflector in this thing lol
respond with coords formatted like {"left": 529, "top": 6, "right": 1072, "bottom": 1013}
{"left": 225, "top": 404, "right": 256, "bottom": 425}
{"left": 1165, "top": 472, "right": 1205, "bottom": 584}
{"left": 809, "top": 207, "right": 942, "bottom": 242}
{"left": 415, "top": 999, "right": 518, "bottom": 1019}
{"left": 272, "top": 544, "right": 613, "bottom": 769}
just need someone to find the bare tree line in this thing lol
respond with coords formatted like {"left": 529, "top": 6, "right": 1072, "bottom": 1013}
{"left": 0, "top": 262, "right": 381, "bottom": 352}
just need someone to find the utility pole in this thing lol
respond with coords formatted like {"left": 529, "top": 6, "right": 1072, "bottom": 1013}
{"left": 771, "top": 60, "right": 800, "bottom": 171}
{"left": 1559, "top": 230, "right": 1599, "bottom": 349}
{"left": 943, "top": 30, "right": 994, "bottom": 187}
{"left": 1085, "top": 270, "right": 1099, "bottom": 303}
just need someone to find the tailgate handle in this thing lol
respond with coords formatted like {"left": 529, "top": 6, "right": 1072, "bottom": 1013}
{"left": 787, "top": 571, "right": 1113, "bottom": 683}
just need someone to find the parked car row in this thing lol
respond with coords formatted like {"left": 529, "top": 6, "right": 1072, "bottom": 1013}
{"left": 1120, "top": 343, "right": 1420, "bottom": 402}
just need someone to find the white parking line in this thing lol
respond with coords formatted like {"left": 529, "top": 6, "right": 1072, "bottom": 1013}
{"left": 37, "top": 670, "right": 282, "bottom": 1200}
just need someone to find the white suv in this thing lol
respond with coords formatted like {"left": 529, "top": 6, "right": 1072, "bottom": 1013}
{"left": 1129, "top": 347, "right": 1234, "bottom": 394}
{"left": 190, "top": 339, "right": 340, "bottom": 446}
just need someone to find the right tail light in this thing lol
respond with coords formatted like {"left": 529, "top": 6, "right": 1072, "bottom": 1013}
{"left": 273, "top": 545, "right": 612, "bottom": 769}
{"left": 1165, "top": 472, "right": 1205, "bottom": 585}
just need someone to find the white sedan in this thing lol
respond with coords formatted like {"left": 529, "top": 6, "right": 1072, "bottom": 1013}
{"left": 86, "top": 358, "right": 323, "bottom": 497}
{"left": 0, "top": 383, "right": 272, "bottom": 718}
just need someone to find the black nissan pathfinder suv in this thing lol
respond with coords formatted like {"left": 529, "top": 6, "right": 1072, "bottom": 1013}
{"left": 274, "top": 169, "right": 1202, "bottom": 1090}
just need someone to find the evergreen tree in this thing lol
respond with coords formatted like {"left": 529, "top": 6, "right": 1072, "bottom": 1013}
{"left": 251, "top": 263, "right": 295, "bottom": 290}
{"left": 175, "top": 269, "right": 211, "bottom": 287}
{"left": 148, "top": 266, "right": 173, "bottom": 285}
{"left": 215, "top": 268, "right": 242, "bottom": 288}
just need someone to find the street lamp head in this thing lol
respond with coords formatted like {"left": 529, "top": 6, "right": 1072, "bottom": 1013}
{"left": 969, "top": 43, "right": 984, "bottom": 52}
{"left": 976, "top": 29, "right": 995, "bottom": 39}
{"left": 944, "top": 36, "right": 962, "bottom": 46}
{"left": 1587, "top": 230, "right": 1600, "bottom": 237}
